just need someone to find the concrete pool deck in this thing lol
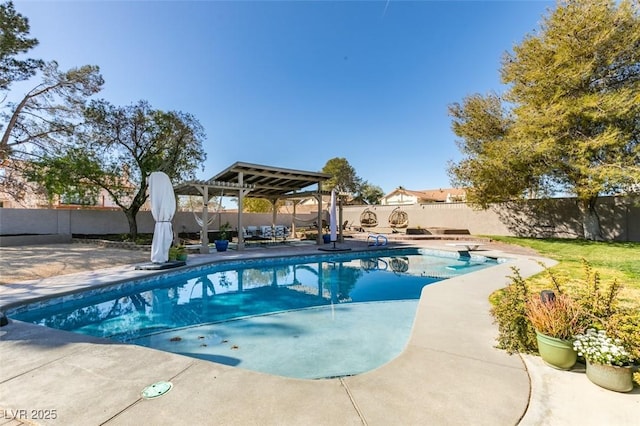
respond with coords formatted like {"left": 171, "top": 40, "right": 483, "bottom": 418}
{"left": 0, "top": 240, "right": 637, "bottom": 425}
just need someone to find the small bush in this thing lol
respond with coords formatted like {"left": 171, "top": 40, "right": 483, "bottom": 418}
{"left": 490, "top": 267, "right": 537, "bottom": 354}
{"left": 574, "top": 259, "right": 623, "bottom": 321}
{"left": 168, "top": 246, "right": 179, "bottom": 261}
{"left": 604, "top": 309, "right": 640, "bottom": 362}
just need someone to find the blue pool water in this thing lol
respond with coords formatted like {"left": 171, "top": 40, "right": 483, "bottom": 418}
{"left": 9, "top": 248, "right": 498, "bottom": 379}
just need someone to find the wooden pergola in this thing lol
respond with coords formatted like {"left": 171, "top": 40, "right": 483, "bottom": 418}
{"left": 173, "top": 161, "right": 334, "bottom": 253}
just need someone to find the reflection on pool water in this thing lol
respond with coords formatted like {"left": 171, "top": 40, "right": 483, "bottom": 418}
{"left": 9, "top": 248, "right": 500, "bottom": 379}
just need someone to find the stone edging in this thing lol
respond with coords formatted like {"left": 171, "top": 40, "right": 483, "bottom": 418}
{"left": 72, "top": 238, "right": 151, "bottom": 251}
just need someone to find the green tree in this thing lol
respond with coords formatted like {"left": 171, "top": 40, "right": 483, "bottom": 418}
{"left": 448, "top": 93, "right": 543, "bottom": 203}
{"left": 448, "top": 0, "right": 640, "bottom": 240}
{"left": 0, "top": 2, "right": 104, "bottom": 204}
{"left": 355, "top": 181, "right": 384, "bottom": 205}
{"left": 0, "top": 1, "right": 42, "bottom": 91}
{"left": 321, "top": 157, "right": 362, "bottom": 193}
{"left": 26, "top": 100, "right": 207, "bottom": 239}
{"left": 1, "top": 61, "right": 103, "bottom": 158}
{"left": 238, "top": 197, "right": 286, "bottom": 213}
{"left": 0, "top": 62, "right": 103, "bottom": 204}
{"left": 242, "top": 197, "right": 275, "bottom": 213}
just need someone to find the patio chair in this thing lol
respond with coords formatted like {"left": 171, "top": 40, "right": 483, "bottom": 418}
{"left": 274, "top": 225, "right": 288, "bottom": 240}
{"left": 261, "top": 226, "right": 273, "bottom": 239}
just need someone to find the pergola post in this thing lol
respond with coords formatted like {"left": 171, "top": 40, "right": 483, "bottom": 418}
{"left": 199, "top": 185, "right": 210, "bottom": 254}
{"left": 270, "top": 198, "right": 278, "bottom": 228}
{"left": 291, "top": 200, "right": 299, "bottom": 238}
{"left": 237, "top": 172, "right": 246, "bottom": 250}
{"left": 316, "top": 182, "right": 323, "bottom": 245}
{"left": 237, "top": 173, "right": 243, "bottom": 251}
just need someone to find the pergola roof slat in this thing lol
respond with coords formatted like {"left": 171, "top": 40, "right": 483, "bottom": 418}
{"left": 175, "top": 161, "right": 332, "bottom": 199}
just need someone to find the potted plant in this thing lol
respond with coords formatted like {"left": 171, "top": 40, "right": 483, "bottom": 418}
{"left": 175, "top": 245, "right": 187, "bottom": 261}
{"left": 573, "top": 328, "right": 635, "bottom": 392}
{"left": 525, "top": 292, "right": 586, "bottom": 370}
{"left": 168, "top": 246, "right": 179, "bottom": 261}
{"left": 168, "top": 245, "right": 187, "bottom": 262}
{"left": 214, "top": 222, "right": 231, "bottom": 252}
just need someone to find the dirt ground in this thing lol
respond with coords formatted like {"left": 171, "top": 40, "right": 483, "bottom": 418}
{"left": 0, "top": 244, "right": 151, "bottom": 284}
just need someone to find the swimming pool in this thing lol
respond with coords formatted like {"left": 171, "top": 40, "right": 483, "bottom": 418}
{"left": 8, "top": 248, "right": 500, "bottom": 379}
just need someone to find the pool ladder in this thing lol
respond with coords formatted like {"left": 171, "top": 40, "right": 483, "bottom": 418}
{"left": 367, "top": 234, "right": 388, "bottom": 246}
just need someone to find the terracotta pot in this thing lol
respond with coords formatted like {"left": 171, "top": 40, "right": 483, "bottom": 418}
{"left": 586, "top": 361, "right": 634, "bottom": 393}
{"left": 535, "top": 330, "right": 577, "bottom": 370}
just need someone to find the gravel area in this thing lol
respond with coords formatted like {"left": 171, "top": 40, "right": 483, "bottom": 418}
{"left": 0, "top": 243, "right": 150, "bottom": 284}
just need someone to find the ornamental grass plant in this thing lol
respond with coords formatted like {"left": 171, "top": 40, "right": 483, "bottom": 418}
{"left": 525, "top": 293, "right": 586, "bottom": 341}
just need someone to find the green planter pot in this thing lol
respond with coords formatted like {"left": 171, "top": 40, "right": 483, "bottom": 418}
{"left": 535, "top": 330, "right": 577, "bottom": 370}
{"left": 586, "top": 361, "right": 634, "bottom": 393}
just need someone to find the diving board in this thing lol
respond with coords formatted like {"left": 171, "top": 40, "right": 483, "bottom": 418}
{"left": 446, "top": 242, "right": 485, "bottom": 251}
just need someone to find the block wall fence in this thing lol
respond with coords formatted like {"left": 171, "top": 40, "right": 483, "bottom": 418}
{"left": 341, "top": 196, "right": 639, "bottom": 242}
{"left": 0, "top": 196, "right": 638, "bottom": 244}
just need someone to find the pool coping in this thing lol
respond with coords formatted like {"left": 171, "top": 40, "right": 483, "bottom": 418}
{"left": 1, "top": 245, "right": 501, "bottom": 316}
{"left": 0, "top": 241, "right": 554, "bottom": 424}
{"left": 0, "top": 244, "right": 412, "bottom": 312}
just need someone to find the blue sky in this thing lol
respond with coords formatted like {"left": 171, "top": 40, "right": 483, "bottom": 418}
{"left": 16, "top": 0, "right": 553, "bottom": 197}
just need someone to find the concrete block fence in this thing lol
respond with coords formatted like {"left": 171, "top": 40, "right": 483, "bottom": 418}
{"left": 0, "top": 196, "right": 638, "bottom": 245}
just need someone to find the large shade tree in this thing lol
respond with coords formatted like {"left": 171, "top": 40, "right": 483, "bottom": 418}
{"left": 1, "top": 61, "right": 103, "bottom": 159}
{"left": 26, "top": 100, "right": 207, "bottom": 239}
{"left": 1, "top": 1, "right": 104, "bottom": 202}
{"left": 0, "top": 1, "right": 42, "bottom": 92}
{"left": 321, "top": 157, "right": 362, "bottom": 194}
{"left": 1, "top": 0, "right": 103, "bottom": 160}
{"left": 321, "top": 157, "right": 384, "bottom": 204}
{"left": 448, "top": 0, "right": 640, "bottom": 240}
{"left": 355, "top": 181, "right": 384, "bottom": 205}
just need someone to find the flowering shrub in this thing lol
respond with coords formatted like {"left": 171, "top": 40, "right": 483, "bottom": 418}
{"left": 573, "top": 329, "right": 635, "bottom": 367}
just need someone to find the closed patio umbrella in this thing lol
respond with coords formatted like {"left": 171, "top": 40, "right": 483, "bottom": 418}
{"left": 149, "top": 171, "right": 176, "bottom": 263}
{"left": 329, "top": 189, "right": 337, "bottom": 244}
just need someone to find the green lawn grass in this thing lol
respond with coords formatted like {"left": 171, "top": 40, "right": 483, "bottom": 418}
{"left": 490, "top": 236, "right": 640, "bottom": 307}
